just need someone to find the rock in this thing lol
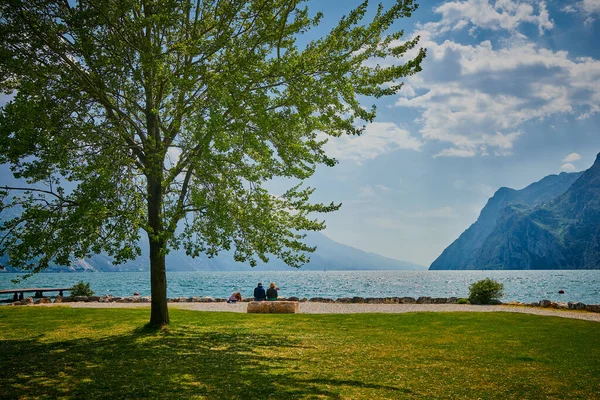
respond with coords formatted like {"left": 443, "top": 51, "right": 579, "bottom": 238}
{"left": 446, "top": 297, "right": 458, "bottom": 304}
{"left": 24, "top": 297, "right": 34, "bottom": 305}
{"left": 399, "top": 297, "right": 416, "bottom": 304}
{"left": 568, "top": 302, "right": 586, "bottom": 310}
{"left": 247, "top": 301, "right": 299, "bottom": 314}
{"left": 38, "top": 298, "right": 52, "bottom": 304}
{"left": 586, "top": 304, "right": 600, "bottom": 313}
{"left": 287, "top": 296, "right": 299, "bottom": 302}
{"left": 432, "top": 298, "right": 448, "bottom": 304}
{"left": 54, "top": 296, "right": 63, "bottom": 303}
{"left": 199, "top": 297, "right": 213, "bottom": 303}
{"left": 366, "top": 298, "right": 384, "bottom": 304}
{"left": 555, "top": 302, "right": 568, "bottom": 309}
{"left": 242, "top": 298, "right": 252, "bottom": 302}
{"left": 383, "top": 297, "right": 400, "bottom": 304}
{"left": 416, "top": 297, "right": 433, "bottom": 304}
{"left": 300, "top": 297, "right": 308, "bottom": 302}
{"left": 214, "top": 298, "right": 226, "bottom": 303}
{"left": 309, "top": 297, "right": 334, "bottom": 303}
{"left": 141, "top": 297, "right": 151, "bottom": 303}
{"left": 88, "top": 296, "right": 100, "bottom": 302}
{"left": 351, "top": 297, "right": 365, "bottom": 304}
{"left": 539, "top": 299, "right": 552, "bottom": 307}
{"left": 190, "top": 297, "right": 202, "bottom": 302}
{"left": 335, "top": 297, "right": 352, "bottom": 303}
{"left": 73, "top": 296, "right": 89, "bottom": 302}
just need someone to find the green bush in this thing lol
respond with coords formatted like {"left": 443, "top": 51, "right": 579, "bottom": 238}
{"left": 456, "top": 298, "right": 470, "bottom": 304}
{"left": 70, "top": 281, "right": 94, "bottom": 297}
{"left": 468, "top": 278, "right": 504, "bottom": 305}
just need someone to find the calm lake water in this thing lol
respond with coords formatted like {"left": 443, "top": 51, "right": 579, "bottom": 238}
{"left": 1, "top": 270, "right": 599, "bottom": 304}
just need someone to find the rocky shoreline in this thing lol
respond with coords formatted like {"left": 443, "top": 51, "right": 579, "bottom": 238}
{"left": 6, "top": 294, "right": 600, "bottom": 313}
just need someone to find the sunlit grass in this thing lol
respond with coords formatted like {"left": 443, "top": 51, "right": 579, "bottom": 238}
{"left": 0, "top": 307, "right": 599, "bottom": 399}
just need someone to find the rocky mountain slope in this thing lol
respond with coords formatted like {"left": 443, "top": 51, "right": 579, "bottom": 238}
{"left": 430, "top": 170, "right": 584, "bottom": 270}
{"left": 430, "top": 155, "right": 600, "bottom": 270}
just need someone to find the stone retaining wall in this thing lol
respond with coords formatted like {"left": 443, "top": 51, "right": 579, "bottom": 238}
{"left": 5, "top": 295, "right": 600, "bottom": 313}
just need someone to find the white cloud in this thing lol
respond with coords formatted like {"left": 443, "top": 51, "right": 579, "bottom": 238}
{"left": 421, "top": 0, "right": 554, "bottom": 37}
{"left": 561, "top": 163, "right": 577, "bottom": 172}
{"left": 562, "top": 0, "right": 600, "bottom": 25}
{"left": 388, "top": 6, "right": 600, "bottom": 158}
{"left": 323, "top": 122, "right": 422, "bottom": 162}
{"left": 563, "top": 0, "right": 600, "bottom": 15}
{"left": 434, "top": 148, "right": 477, "bottom": 158}
{"left": 563, "top": 153, "right": 581, "bottom": 163}
{"left": 374, "top": 184, "right": 391, "bottom": 192}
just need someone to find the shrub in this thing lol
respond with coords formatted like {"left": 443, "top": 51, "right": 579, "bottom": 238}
{"left": 468, "top": 278, "right": 504, "bottom": 305}
{"left": 70, "top": 281, "right": 94, "bottom": 297}
{"left": 456, "top": 298, "right": 470, "bottom": 304}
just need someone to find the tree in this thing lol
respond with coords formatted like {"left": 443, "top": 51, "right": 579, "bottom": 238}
{"left": 0, "top": 0, "right": 425, "bottom": 326}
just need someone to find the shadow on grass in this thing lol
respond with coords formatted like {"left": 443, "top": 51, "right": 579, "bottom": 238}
{"left": 0, "top": 326, "right": 404, "bottom": 399}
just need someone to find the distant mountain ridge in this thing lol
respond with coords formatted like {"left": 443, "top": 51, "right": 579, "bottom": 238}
{"left": 430, "top": 153, "right": 600, "bottom": 270}
{"left": 1, "top": 231, "right": 425, "bottom": 273}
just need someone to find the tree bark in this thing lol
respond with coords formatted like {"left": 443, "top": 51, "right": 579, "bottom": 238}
{"left": 147, "top": 172, "right": 169, "bottom": 327}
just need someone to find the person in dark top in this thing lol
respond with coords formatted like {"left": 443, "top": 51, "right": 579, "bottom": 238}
{"left": 266, "top": 282, "right": 279, "bottom": 301}
{"left": 253, "top": 283, "right": 266, "bottom": 301}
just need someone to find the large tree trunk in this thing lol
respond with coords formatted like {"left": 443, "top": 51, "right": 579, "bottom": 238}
{"left": 147, "top": 173, "right": 170, "bottom": 327}
{"left": 149, "top": 235, "right": 169, "bottom": 326}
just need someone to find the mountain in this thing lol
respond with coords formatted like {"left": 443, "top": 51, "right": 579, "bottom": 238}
{"left": 1, "top": 231, "right": 425, "bottom": 273}
{"left": 430, "top": 153, "right": 600, "bottom": 270}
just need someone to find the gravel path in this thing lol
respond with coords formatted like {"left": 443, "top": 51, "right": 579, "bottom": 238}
{"left": 37, "top": 302, "right": 600, "bottom": 322}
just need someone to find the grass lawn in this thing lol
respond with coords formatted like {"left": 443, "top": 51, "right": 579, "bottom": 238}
{"left": 0, "top": 307, "right": 599, "bottom": 399}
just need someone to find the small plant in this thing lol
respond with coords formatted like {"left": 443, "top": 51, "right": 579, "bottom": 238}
{"left": 468, "top": 278, "right": 504, "bottom": 305}
{"left": 456, "top": 298, "right": 470, "bottom": 304}
{"left": 70, "top": 281, "right": 94, "bottom": 297}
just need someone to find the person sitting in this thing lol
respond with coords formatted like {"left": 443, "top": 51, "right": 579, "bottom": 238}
{"left": 253, "top": 283, "right": 266, "bottom": 301}
{"left": 227, "top": 292, "right": 242, "bottom": 303}
{"left": 266, "top": 282, "right": 279, "bottom": 301}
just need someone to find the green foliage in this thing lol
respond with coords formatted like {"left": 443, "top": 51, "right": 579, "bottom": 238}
{"left": 456, "top": 298, "right": 469, "bottom": 304}
{"left": 468, "top": 278, "right": 504, "bottom": 305}
{"left": 1, "top": 308, "right": 600, "bottom": 399}
{"left": 70, "top": 281, "right": 94, "bottom": 297}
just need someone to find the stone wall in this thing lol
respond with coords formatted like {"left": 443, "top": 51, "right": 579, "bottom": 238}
{"left": 5, "top": 295, "right": 600, "bottom": 313}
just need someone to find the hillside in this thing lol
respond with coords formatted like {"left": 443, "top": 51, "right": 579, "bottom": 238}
{"left": 430, "top": 170, "right": 583, "bottom": 270}
{"left": 1, "top": 231, "right": 425, "bottom": 273}
{"left": 464, "top": 153, "right": 600, "bottom": 269}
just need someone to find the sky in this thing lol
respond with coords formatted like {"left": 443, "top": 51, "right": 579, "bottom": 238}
{"left": 295, "top": 0, "right": 600, "bottom": 266}
{"left": 1, "top": 0, "right": 600, "bottom": 268}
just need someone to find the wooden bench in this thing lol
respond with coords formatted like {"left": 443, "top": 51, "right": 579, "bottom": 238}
{"left": 247, "top": 301, "right": 299, "bottom": 314}
{"left": 0, "top": 287, "right": 72, "bottom": 302}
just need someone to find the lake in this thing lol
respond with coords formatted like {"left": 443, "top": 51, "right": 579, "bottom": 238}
{"left": 1, "top": 270, "right": 600, "bottom": 304}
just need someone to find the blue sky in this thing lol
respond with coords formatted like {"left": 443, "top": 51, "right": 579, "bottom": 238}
{"left": 297, "top": 0, "right": 600, "bottom": 266}
{"left": 1, "top": 1, "right": 599, "bottom": 267}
